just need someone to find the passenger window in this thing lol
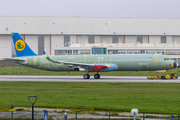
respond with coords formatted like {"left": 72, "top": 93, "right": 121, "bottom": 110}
{"left": 164, "top": 58, "right": 166, "bottom": 61}
{"left": 167, "top": 58, "right": 169, "bottom": 60}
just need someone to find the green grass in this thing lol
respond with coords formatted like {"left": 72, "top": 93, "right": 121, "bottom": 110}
{"left": 0, "top": 118, "right": 142, "bottom": 120}
{"left": 0, "top": 67, "right": 180, "bottom": 76}
{"left": 0, "top": 82, "right": 180, "bottom": 114}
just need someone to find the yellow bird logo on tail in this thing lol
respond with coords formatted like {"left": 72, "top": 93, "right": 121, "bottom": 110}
{"left": 15, "top": 40, "right": 25, "bottom": 51}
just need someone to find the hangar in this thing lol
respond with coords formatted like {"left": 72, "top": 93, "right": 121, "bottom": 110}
{"left": 0, "top": 16, "right": 180, "bottom": 63}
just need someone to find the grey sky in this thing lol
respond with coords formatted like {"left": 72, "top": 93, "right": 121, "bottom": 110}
{"left": 0, "top": 0, "right": 179, "bottom": 18}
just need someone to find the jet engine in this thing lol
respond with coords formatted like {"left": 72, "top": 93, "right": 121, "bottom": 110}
{"left": 74, "top": 68, "right": 86, "bottom": 71}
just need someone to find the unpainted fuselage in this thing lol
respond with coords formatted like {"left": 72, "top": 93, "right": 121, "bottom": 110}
{"left": 16, "top": 54, "right": 175, "bottom": 72}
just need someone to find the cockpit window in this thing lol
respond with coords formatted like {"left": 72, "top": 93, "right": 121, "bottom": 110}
{"left": 164, "top": 58, "right": 172, "bottom": 61}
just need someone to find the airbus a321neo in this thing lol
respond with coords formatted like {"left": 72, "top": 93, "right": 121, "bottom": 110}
{"left": 4, "top": 33, "right": 178, "bottom": 79}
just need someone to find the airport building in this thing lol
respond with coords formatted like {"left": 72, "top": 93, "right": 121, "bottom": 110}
{"left": 0, "top": 16, "right": 180, "bottom": 63}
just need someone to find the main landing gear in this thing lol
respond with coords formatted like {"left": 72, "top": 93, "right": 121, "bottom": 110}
{"left": 83, "top": 71, "right": 90, "bottom": 79}
{"left": 83, "top": 74, "right": 90, "bottom": 79}
{"left": 94, "top": 74, "right": 100, "bottom": 79}
{"left": 83, "top": 72, "right": 100, "bottom": 79}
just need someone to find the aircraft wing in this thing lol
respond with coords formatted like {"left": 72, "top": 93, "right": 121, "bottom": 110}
{"left": 45, "top": 56, "right": 108, "bottom": 72}
{"left": 3, "top": 58, "right": 26, "bottom": 62}
{"left": 43, "top": 51, "right": 107, "bottom": 72}
{"left": 46, "top": 55, "right": 95, "bottom": 67}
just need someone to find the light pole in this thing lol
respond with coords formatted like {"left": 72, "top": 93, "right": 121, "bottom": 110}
{"left": 131, "top": 108, "right": 139, "bottom": 120}
{"left": 28, "top": 95, "right": 37, "bottom": 120}
{"left": 64, "top": 111, "right": 67, "bottom": 120}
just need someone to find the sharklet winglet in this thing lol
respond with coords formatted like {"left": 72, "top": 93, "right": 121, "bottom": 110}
{"left": 46, "top": 57, "right": 50, "bottom": 60}
{"left": 43, "top": 51, "right": 46, "bottom": 54}
{"left": 43, "top": 51, "right": 51, "bottom": 60}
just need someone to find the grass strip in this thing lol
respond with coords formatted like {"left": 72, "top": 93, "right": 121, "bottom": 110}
{"left": 0, "top": 82, "right": 179, "bottom": 114}
{"left": 0, "top": 67, "right": 180, "bottom": 76}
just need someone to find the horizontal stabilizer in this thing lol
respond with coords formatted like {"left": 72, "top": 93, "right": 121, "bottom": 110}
{"left": 3, "top": 58, "right": 26, "bottom": 62}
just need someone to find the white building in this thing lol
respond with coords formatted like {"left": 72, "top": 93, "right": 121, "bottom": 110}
{"left": 0, "top": 16, "right": 180, "bottom": 63}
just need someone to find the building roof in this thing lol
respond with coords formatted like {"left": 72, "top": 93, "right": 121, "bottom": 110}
{"left": 0, "top": 16, "right": 180, "bottom": 35}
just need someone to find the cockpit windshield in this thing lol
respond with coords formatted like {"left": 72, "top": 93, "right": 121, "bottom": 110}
{"left": 164, "top": 58, "right": 172, "bottom": 61}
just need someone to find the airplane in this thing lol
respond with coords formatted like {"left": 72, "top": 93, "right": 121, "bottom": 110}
{"left": 3, "top": 33, "right": 179, "bottom": 79}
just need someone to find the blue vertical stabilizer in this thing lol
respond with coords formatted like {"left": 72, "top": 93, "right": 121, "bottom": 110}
{"left": 12, "top": 33, "right": 38, "bottom": 57}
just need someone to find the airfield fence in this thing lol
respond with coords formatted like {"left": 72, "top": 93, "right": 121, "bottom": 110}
{"left": 3, "top": 111, "right": 180, "bottom": 120}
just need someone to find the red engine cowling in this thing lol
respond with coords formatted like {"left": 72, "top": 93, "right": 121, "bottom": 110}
{"left": 92, "top": 65, "right": 107, "bottom": 72}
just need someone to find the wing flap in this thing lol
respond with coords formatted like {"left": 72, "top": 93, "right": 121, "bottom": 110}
{"left": 44, "top": 52, "right": 94, "bottom": 67}
{"left": 47, "top": 57, "right": 95, "bottom": 67}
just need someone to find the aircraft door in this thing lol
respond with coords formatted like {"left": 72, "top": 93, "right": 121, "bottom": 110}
{"left": 154, "top": 56, "right": 158, "bottom": 64}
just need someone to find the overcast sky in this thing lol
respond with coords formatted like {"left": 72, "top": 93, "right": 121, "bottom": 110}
{"left": 0, "top": 0, "right": 179, "bottom": 18}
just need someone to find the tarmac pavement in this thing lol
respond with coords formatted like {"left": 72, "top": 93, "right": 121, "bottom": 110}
{"left": 0, "top": 75, "right": 180, "bottom": 83}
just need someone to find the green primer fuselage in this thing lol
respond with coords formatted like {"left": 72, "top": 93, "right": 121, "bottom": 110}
{"left": 16, "top": 54, "right": 174, "bottom": 72}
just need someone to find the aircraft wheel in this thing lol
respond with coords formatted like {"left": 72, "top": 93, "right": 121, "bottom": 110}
{"left": 83, "top": 74, "right": 90, "bottom": 79}
{"left": 94, "top": 74, "right": 100, "bottom": 79}
{"left": 161, "top": 76, "right": 165, "bottom": 79}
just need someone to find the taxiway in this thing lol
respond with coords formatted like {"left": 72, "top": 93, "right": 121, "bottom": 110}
{"left": 0, "top": 75, "right": 180, "bottom": 83}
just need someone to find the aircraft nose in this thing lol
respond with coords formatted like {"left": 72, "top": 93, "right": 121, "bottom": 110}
{"left": 173, "top": 61, "right": 178, "bottom": 68}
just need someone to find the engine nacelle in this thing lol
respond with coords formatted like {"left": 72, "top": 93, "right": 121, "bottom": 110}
{"left": 74, "top": 68, "right": 86, "bottom": 71}
{"left": 104, "top": 64, "right": 117, "bottom": 71}
{"left": 92, "top": 64, "right": 117, "bottom": 72}
{"left": 69, "top": 65, "right": 74, "bottom": 68}
{"left": 98, "top": 64, "right": 117, "bottom": 72}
